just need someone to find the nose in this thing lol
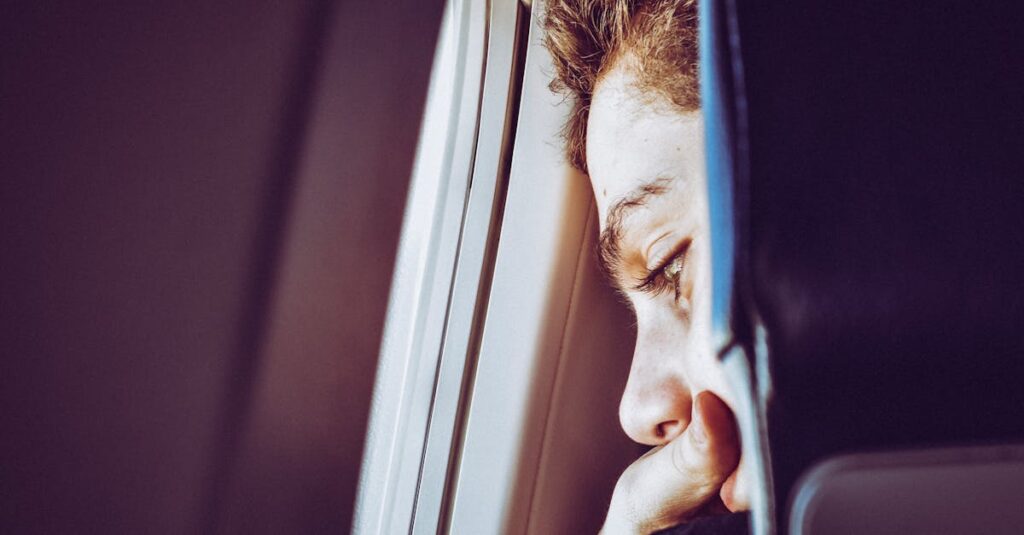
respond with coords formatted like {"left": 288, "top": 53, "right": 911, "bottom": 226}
{"left": 618, "top": 355, "right": 692, "bottom": 446}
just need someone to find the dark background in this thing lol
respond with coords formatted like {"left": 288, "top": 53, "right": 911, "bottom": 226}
{"left": 0, "top": 1, "right": 443, "bottom": 532}
{"left": 720, "top": 2, "right": 1024, "bottom": 530}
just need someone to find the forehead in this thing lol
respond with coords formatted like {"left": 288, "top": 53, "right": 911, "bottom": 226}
{"left": 586, "top": 63, "right": 703, "bottom": 229}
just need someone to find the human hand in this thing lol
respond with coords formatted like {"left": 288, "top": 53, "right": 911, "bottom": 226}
{"left": 601, "top": 391, "right": 743, "bottom": 534}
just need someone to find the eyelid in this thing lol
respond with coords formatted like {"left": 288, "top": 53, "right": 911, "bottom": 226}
{"left": 644, "top": 232, "right": 675, "bottom": 273}
{"left": 633, "top": 238, "right": 691, "bottom": 293}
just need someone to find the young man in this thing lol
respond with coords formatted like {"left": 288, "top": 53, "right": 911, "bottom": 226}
{"left": 544, "top": 1, "right": 750, "bottom": 532}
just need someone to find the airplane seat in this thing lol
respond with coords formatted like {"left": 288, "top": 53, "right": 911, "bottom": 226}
{"left": 703, "top": 2, "right": 1024, "bottom": 533}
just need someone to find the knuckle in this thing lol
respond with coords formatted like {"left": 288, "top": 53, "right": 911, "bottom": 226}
{"left": 670, "top": 440, "right": 717, "bottom": 491}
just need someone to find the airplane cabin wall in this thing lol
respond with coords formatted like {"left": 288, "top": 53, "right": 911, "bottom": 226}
{"left": 0, "top": 1, "right": 443, "bottom": 532}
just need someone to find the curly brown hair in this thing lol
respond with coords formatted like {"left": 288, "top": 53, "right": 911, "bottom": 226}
{"left": 543, "top": 0, "right": 699, "bottom": 173}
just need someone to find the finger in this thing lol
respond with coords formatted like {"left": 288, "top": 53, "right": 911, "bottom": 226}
{"left": 664, "top": 390, "right": 741, "bottom": 509}
{"left": 608, "top": 391, "right": 741, "bottom": 531}
{"left": 720, "top": 456, "right": 750, "bottom": 512}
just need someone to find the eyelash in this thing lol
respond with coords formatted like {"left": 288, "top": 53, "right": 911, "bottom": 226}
{"left": 634, "top": 240, "right": 691, "bottom": 300}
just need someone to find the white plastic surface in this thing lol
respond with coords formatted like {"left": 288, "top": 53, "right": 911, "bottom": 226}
{"left": 447, "top": 3, "right": 642, "bottom": 533}
{"left": 353, "top": 1, "right": 488, "bottom": 533}
{"left": 413, "top": 0, "right": 524, "bottom": 532}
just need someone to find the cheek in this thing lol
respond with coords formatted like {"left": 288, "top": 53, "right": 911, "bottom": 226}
{"left": 677, "top": 321, "right": 718, "bottom": 394}
{"left": 685, "top": 333, "right": 738, "bottom": 413}
{"left": 691, "top": 236, "right": 713, "bottom": 323}
{"left": 634, "top": 298, "right": 707, "bottom": 382}
{"left": 680, "top": 239, "right": 726, "bottom": 395}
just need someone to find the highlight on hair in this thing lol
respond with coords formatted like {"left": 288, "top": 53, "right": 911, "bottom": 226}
{"left": 543, "top": 0, "right": 699, "bottom": 173}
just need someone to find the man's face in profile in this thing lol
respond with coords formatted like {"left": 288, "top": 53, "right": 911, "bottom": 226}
{"left": 544, "top": 0, "right": 749, "bottom": 529}
{"left": 587, "top": 56, "right": 749, "bottom": 515}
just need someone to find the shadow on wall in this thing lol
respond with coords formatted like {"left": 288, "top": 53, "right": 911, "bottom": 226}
{"left": 523, "top": 180, "right": 646, "bottom": 534}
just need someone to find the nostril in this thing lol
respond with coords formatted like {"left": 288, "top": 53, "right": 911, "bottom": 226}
{"left": 656, "top": 419, "right": 686, "bottom": 442}
{"left": 619, "top": 374, "right": 693, "bottom": 445}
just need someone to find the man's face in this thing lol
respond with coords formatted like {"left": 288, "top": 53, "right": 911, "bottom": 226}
{"left": 587, "top": 59, "right": 746, "bottom": 509}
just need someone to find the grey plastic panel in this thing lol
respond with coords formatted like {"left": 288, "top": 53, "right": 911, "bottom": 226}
{"left": 789, "top": 445, "right": 1024, "bottom": 535}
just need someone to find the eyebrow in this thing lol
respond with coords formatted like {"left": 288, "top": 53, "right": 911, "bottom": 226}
{"left": 597, "top": 177, "right": 673, "bottom": 287}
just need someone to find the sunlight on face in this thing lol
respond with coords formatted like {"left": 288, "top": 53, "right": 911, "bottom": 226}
{"left": 586, "top": 57, "right": 749, "bottom": 510}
